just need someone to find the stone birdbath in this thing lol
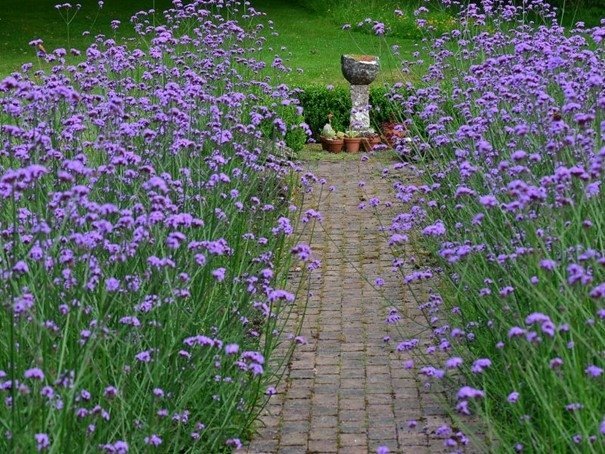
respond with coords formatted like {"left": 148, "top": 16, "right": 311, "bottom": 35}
{"left": 341, "top": 54, "right": 380, "bottom": 134}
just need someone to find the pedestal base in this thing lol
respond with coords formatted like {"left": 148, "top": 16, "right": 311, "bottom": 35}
{"left": 350, "top": 84, "right": 371, "bottom": 131}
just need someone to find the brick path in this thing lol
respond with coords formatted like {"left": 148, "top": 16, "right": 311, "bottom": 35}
{"left": 246, "top": 156, "right": 454, "bottom": 454}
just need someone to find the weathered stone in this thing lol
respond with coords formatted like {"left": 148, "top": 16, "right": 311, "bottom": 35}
{"left": 341, "top": 55, "right": 380, "bottom": 132}
{"left": 341, "top": 54, "right": 380, "bottom": 85}
{"left": 350, "top": 85, "right": 371, "bottom": 131}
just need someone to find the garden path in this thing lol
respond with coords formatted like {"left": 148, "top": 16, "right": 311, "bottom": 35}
{"left": 246, "top": 155, "right": 452, "bottom": 454}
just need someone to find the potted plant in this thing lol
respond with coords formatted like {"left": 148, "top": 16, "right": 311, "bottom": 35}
{"left": 320, "top": 114, "right": 344, "bottom": 152}
{"left": 344, "top": 130, "right": 362, "bottom": 153}
{"left": 381, "top": 121, "right": 406, "bottom": 148}
{"left": 326, "top": 131, "right": 345, "bottom": 153}
{"left": 320, "top": 123, "right": 344, "bottom": 153}
{"left": 359, "top": 128, "right": 382, "bottom": 152}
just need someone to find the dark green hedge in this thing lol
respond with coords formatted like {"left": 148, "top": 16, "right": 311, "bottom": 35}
{"left": 259, "top": 103, "right": 308, "bottom": 153}
{"left": 296, "top": 85, "right": 406, "bottom": 139}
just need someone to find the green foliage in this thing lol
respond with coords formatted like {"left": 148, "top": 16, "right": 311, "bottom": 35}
{"left": 283, "top": 110, "right": 308, "bottom": 152}
{"left": 296, "top": 85, "right": 351, "bottom": 137}
{"left": 296, "top": 0, "right": 456, "bottom": 39}
{"left": 369, "top": 85, "right": 406, "bottom": 125}
{"left": 533, "top": 0, "right": 605, "bottom": 26}
{"left": 296, "top": 84, "right": 406, "bottom": 137}
{"left": 259, "top": 104, "right": 308, "bottom": 153}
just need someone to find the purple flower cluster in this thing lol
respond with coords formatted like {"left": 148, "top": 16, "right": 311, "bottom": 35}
{"left": 383, "top": 0, "right": 605, "bottom": 450}
{"left": 0, "top": 0, "right": 314, "bottom": 451}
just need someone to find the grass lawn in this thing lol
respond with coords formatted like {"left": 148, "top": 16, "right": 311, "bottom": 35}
{"left": 299, "top": 143, "right": 400, "bottom": 162}
{"left": 251, "top": 0, "right": 423, "bottom": 87}
{"left": 3, "top": 1, "right": 600, "bottom": 86}
{"left": 0, "top": 1, "right": 178, "bottom": 76}
{"left": 0, "top": 0, "right": 423, "bottom": 87}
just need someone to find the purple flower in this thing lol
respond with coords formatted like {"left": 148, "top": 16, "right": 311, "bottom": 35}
{"left": 550, "top": 358, "right": 564, "bottom": 369}
{"left": 13, "top": 261, "right": 29, "bottom": 274}
{"left": 265, "top": 386, "right": 276, "bottom": 396}
{"left": 225, "top": 438, "right": 242, "bottom": 449}
{"left": 471, "top": 358, "right": 492, "bottom": 374}
{"left": 507, "top": 392, "right": 520, "bottom": 403}
{"left": 153, "top": 388, "right": 164, "bottom": 398}
{"left": 457, "top": 386, "right": 485, "bottom": 400}
{"left": 589, "top": 283, "right": 605, "bottom": 298}
{"left": 212, "top": 268, "right": 226, "bottom": 282}
{"left": 539, "top": 259, "right": 556, "bottom": 271}
{"left": 373, "top": 22, "right": 386, "bottom": 35}
{"left": 445, "top": 357, "right": 463, "bottom": 369}
{"left": 24, "top": 368, "right": 45, "bottom": 380}
{"left": 105, "top": 278, "right": 120, "bottom": 292}
{"left": 135, "top": 350, "right": 152, "bottom": 363}
{"left": 420, "top": 366, "right": 445, "bottom": 379}
{"left": 479, "top": 195, "right": 498, "bottom": 207}
{"left": 585, "top": 365, "right": 603, "bottom": 377}
{"left": 566, "top": 403, "right": 584, "bottom": 412}
{"left": 422, "top": 221, "right": 446, "bottom": 236}
{"left": 102, "top": 441, "right": 128, "bottom": 453}
{"left": 508, "top": 326, "right": 526, "bottom": 338}
{"left": 144, "top": 434, "right": 162, "bottom": 446}
{"left": 225, "top": 344, "right": 239, "bottom": 355}
{"left": 35, "top": 433, "right": 50, "bottom": 451}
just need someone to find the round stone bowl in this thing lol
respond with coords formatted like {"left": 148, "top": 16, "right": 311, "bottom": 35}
{"left": 341, "top": 54, "right": 380, "bottom": 85}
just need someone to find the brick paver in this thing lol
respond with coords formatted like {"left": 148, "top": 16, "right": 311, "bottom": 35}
{"left": 246, "top": 156, "right": 458, "bottom": 453}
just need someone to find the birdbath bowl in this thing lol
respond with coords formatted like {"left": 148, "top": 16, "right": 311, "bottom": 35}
{"left": 341, "top": 54, "right": 380, "bottom": 85}
{"left": 341, "top": 55, "right": 380, "bottom": 133}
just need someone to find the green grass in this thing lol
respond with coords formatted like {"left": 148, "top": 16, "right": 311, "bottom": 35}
{"left": 299, "top": 143, "right": 400, "bottom": 161}
{"left": 297, "top": 0, "right": 456, "bottom": 39}
{"left": 0, "top": 0, "right": 425, "bottom": 86}
{"left": 1, "top": 1, "right": 604, "bottom": 85}
{"left": 251, "top": 0, "right": 424, "bottom": 87}
{"left": 0, "top": 0, "right": 174, "bottom": 75}
{"left": 551, "top": 0, "right": 605, "bottom": 27}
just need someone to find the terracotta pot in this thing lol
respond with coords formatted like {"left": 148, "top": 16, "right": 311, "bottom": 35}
{"left": 381, "top": 122, "right": 406, "bottom": 148}
{"left": 360, "top": 135, "right": 382, "bottom": 152}
{"left": 344, "top": 137, "right": 362, "bottom": 153}
{"left": 325, "top": 139, "right": 344, "bottom": 153}
{"left": 320, "top": 137, "right": 329, "bottom": 151}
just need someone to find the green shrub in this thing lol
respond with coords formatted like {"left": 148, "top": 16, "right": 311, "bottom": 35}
{"left": 297, "top": 85, "right": 351, "bottom": 137}
{"left": 296, "top": 84, "right": 407, "bottom": 138}
{"left": 283, "top": 106, "right": 308, "bottom": 152}
{"left": 259, "top": 103, "right": 308, "bottom": 153}
{"left": 369, "top": 85, "right": 406, "bottom": 126}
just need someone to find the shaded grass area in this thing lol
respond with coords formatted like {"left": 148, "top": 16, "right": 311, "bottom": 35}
{"left": 298, "top": 0, "right": 605, "bottom": 33}
{"left": 296, "top": 0, "right": 456, "bottom": 39}
{"left": 0, "top": 0, "right": 172, "bottom": 75}
{"left": 549, "top": 0, "right": 605, "bottom": 27}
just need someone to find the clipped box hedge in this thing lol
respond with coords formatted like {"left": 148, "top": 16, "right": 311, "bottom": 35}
{"left": 296, "top": 85, "right": 405, "bottom": 139}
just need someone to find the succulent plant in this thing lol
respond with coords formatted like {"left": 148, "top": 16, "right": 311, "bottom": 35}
{"left": 321, "top": 123, "right": 336, "bottom": 139}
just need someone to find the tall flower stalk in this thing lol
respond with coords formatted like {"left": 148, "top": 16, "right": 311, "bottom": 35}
{"left": 0, "top": 0, "right": 313, "bottom": 451}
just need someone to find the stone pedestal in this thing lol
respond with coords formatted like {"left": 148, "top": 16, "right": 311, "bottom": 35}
{"left": 350, "top": 85, "right": 371, "bottom": 132}
{"left": 341, "top": 54, "right": 380, "bottom": 133}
